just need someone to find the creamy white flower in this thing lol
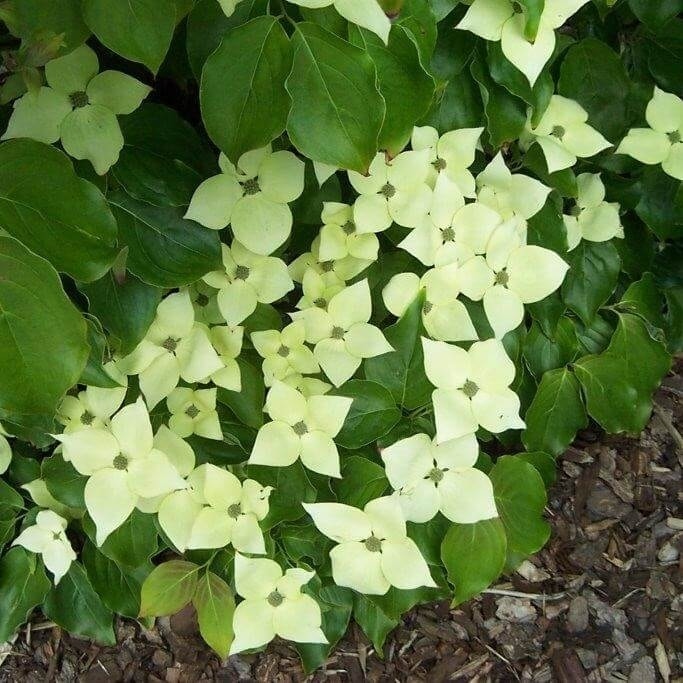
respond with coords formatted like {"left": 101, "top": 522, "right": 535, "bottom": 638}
{"left": 381, "top": 433, "right": 497, "bottom": 523}
{"left": 251, "top": 321, "right": 319, "bottom": 386}
{"left": 209, "top": 325, "right": 243, "bottom": 391}
{"left": 282, "top": 375, "right": 333, "bottom": 398}
{"left": 54, "top": 398, "right": 188, "bottom": 545}
{"left": 167, "top": 387, "right": 222, "bottom": 440}
{"left": 249, "top": 381, "right": 352, "bottom": 477}
{"left": 304, "top": 496, "right": 436, "bottom": 595}
{"left": 291, "top": 262, "right": 347, "bottom": 311}
{"left": 422, "top": 337, "right": 525, "bottom": 442}
{"left": 13, "top": 510, "right": 76, "bottom": 584}
{"left": 616, "top": 87, "right": 683, "bottom": 181}
{"left": 382, "top": 268, "right": 478, "bottom": 342}
{"left": 57, "top": 384, "right": 127, "bottom": 433}
{"left": 292, "top": 279, "right": 393, "bottom": 386}
{"left": 158, "top": 464, "right": 271, "bottom": 554}
{"left": 523, "top": 95, "right": 611, "bottom": 172}
{"left": 457, "top": 0, "right": 589, "bottom": 85}
{"left": 185, "top": 146, "right": 305, "bottom": 255}
{"left": 563, "top": 173, "right": 624, "bottom": 250}
{"left": 318, "top": 202, "right": 380, "bottom": 265}
{"left": 117, "top": 291, "right": 224, "bottom": 409}
{"left": 186, "top": 281, "right": 224, "bottom": 325}
{"left": 348, "top": 150, "right": 433, "bottom": 233}
{"left": 202, "top": 242, "right": 293, "bottom": 327}
{"left": 230, "top": 554, "right": 326, "bottom": 655}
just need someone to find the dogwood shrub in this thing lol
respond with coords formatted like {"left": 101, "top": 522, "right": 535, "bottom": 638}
{"left": 0, "top": 0, "right": 680, "bottom": 668}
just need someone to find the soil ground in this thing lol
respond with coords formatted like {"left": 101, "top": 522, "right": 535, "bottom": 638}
{"left": 1, "top": 368, "right": 681, "bottom": 683}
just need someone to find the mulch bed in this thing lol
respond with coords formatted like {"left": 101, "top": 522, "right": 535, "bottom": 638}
{"left": 1, "top": 369, "right": 681, "bottom": 683}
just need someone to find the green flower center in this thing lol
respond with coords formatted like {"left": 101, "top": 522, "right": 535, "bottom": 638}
{"left": 495, "top": 270, "right": 509, "bottom": 286}
{"left": 668, "top": 130, "right": 681, "bottom": 144}
{"left": 69, "top": 90, "right": 89, "bottom": 108}
{"left": 321, "top": 261, "right": 335, "bottom": 273}
{"left": 331, "top": 326, "right": 345, "bottom": 340}
{"left": 293, "top": 420, "right": 308, "bottom": 436}
{"left": 195, "top": 293, "right": 209, "bottom": 307}
{"left": 380, "top": 182, "right": 396, "bottom": 199}
{"left": 462, "top": 380, "right": 479, "bottom": 398}
{"left": 569, "top": 202, "right": 582, "bottom": 217}
{"left": 185, "top": 404, "right": 200, "bottom": 419}
{"left": 512, "top": 1, "right": 524, "bottom": 13}
{"left": 234, "top": 265, "right": 250, "bottom": 281}
{"left": 441, "top": 227, "right": 456, "bottom": 242}
{"left": 267, "top": 590, "right": 284, "bottom": 607}
{"left": 423, "top": 301, "right": 434, "bottom": 315}
{"left": 277, "top": 345, "right": 290, "bottom": 358}
{"left": 80, "top": 410, "right": 95, "bottom": 425}
{"left": 428, "top": 467, "right": 445, "bottom": 483}
{"left": 162, "top": 337, "right": 179, "bottom": 352}
{"left": 242, "top": 178, "right": 260, "bottom": 195}
{"left": 432, "top": 157, "right": 447, "bottom": 171}
{"left": 342, "top": 220, "right": 355, "bottom": 235}
{"left": 113, "top": 454, "right": 129, "bottom": 471}
{"left": 551, "top": 125, "right": 566, "bottom": 140}
{"left": 314, "top": 297, "right": 327, "bottom": 309}
{"left": 227, "top": 503, "right": 242, "bottom": 519}
{"left": 364, "top": 536, "right": 382, "bottom": 552}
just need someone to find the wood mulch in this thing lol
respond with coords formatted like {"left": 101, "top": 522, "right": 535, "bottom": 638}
{"left": 1, "top": 369, "right": 681, "bottom": 683}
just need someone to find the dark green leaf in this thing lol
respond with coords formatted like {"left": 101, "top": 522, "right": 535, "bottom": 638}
{"left": 42, "top": 453, "right": 87, "bottom": 509}
{"left": 281, "top": 522, "right": 331, "bottom": 565}
{"left": 79, "top": 316, "right": 121, "bottom": 389}
{"left": 14, "top": 0, "right": 90, "bottom": 51}
{"left": 515, "top": 451, "right": 557, "bottom": 487}
{"left": 523, "top": 318, "right": 578, "bottom": 380}
{"left": 635, "top": 166, "right": 683, "bottom": 240}
{"left": 217, "top": 359, "right": 264, "bottom": 429}
{"left": 333, "top": 455, "right": 388, "bottom": 508}
{"left": 422, "top": 69, "right": 484, "bottom": 131}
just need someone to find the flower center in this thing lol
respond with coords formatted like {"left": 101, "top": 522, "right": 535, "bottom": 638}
{"left": 292, "top": 420, "right": 308, "bottom": 436}
{"left": 185, "top": 404, "right": 200, "bottom": 419}
{"left": 242, "top": 178, "right": 260, "bottom": 195}
{"left": 668, "top": 130, "right": 681, "bottom": 144}
{"left": 441, "top": 227, "right": 456, "bottom": 242}
{"left": 380, "top": 182, "right": 396, "bottom": 199}
{"left": 113, "top": 454, "right": 129, "bottom": 471}
{"left": 461, "top": 380, "right": 479, "bottom": 398}
{"left": 234, "top": 265, "right": 250, "bottom": 281}
{"left": 423, "top": 301, "right": 434, "bottom": 315}
{"left": 551, "top": 125, "right": 566, "bottom": 140}
{"left": 314, "top": 297, "right": 327, "bottom": 308}
{"left": 495, "top": 270, "right": 509, "bottom": 286}
{"left": 364, "top": 535, "right": 382, "bottom": 552}
{"left": 267, "top": 590, "right": 284, "bottom": 607}
{"left": 162, "top": 337, "right": 179, "bottom": 352}
{"left": 512, "top": 1, "right": 524, "bottom": 13}
{"left": 428, "top": 467, "right": 445, "bottom": 483}
{"left": 331, "top": 326, "right": 345, "bottom": 340}
{"left": 342, "top": 220, "right": 355, "bottom": 235}
{"left": 321, "top": 261, "right": 335, "bottom": 273}
{"left": 277, "top": 345, "right": 290, "bottom": 358}
{"left": 432, "top": 157, "right": 447, "bottom": 171}
{"left": 227, "top": 503, "right": 242, "bottom": 519}
{"left": 195, "top": 293, "right": 209, "bottom": 307}
{"left": 69, "top": 90, "right": 89, "bottom": 108}
{"left": 80, "top": 410, "right": 95, "bottom": 426}
{"left": 569, "top": 202, "right": 582, "bottom": 217}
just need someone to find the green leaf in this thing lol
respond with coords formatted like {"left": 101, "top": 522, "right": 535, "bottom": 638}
{"left": 332, "top": 380, "right": 401, "bottom": 449}
{"left": 42, "top": 453, "right": 87, "bottom": 508}
{"left": 523, "top": 318, "right": 578, "bottom": 380}
{"left": 619, "top": 273, "right": 666, "bottom": 330}
{"left": 333, "top": 455, "right": 388, "bottom": 508}
{"left": 349, "top": 25, "right": 434, "bottom": 155}
{"left": 109, "top": 190, "right": 222, "bottom": 288}
{"left": 0, "top": 140, "right": 118, "bottom": 282}
{"left": 526, "top": 197, "right": 568, "bottom": 254}
{"left": 43, "top": 562, "right": 116, "bottom": 645}
{"left": 81, "top": 0, "right": 176, "bottom": 73}
{"left": 193, "top": 571, "right": 236, "bottom": 659}
{"left": 79, "top": 316, "right": 120, "bottom": 389}
{"left": 395, "top": 0, "right": 438, "bottom": 64}
{"left": 0, "top": 236, "right": 89, "bottom": 424}
{"left": 281, "top": 523, "right": 331, "bottom": 565}
{"left": 515, "top": 451, "right": 556, "bottom": 488}
{"left": 635, "top": 166, "right": 683, "bottom": 240}
{"left": 422, "top": 69, "right": 484, "bottom": 131}
{"left": 352, "top": 593, "right": 397, "bottom": 653}
{"left": 517, "top": 0, "right": 545, "bottom": 40}
{"left": 139, "top": 560, "right": 200, "bottom": 617}
{"left": 441, "top": 518, "right": 507, "bottom": 605}
{"left": 575, "top": 313, "right": 671, "bottom": 433}
{"left": 490, "top": 455, "right": 550, "bottom": 557}
{"left": 0, "top": 479, "right": 24, "bottom": 552}
{"left": 562, "top": 241, "right": 621, "bottom": 325}
{"left": 364, "top": 294, "right": 432, "bottom": 410}
{"left": 217, "top": 359, "right": 264, "bottom": 429}
{"left": 628, "top": 0, "right": 683, "bottom": 29}
{"left": 644, "top": 19, "right": 683, "bottom": 93}
{"left": 0, "top": 547, "right": 51, "bottom": 642}
{"left": 522, "top": 367, "right": 587, "bottom": 457}
{"left": 14, "top": 0, "right": 90, "bottom": 52}
{"left": 522, "top": 142, "right": 578, "bottom": 197}
{"left": 286, "top": 22, "right": 385, "bottom": 173}
{"left": 200, "top": 15, "right": 292, "bottom": 164}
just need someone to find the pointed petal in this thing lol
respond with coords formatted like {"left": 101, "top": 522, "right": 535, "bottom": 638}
{"left": 389, "top": 184, "right": 432, "bottom": 229}
{"left": 45, "top": 44, "right": 99, "bottom": 93}
{"left": 273, "top": 593, "right": 327, "bottom": 643}
{"left": 471, "top": 387, "right": 525, "bottom": 433}
{"left": 398, "top": 220, "right": 442, "bottom": 266}
{"left": 187, "top": 507, "right": 233, "bottom": 549}
{"left": 662, "top": 142, "right": 683, "bottom": 180}
{"left": 300, "top": 431, "right": 341, "bottom": 477}
{"left": 305, "top": 394, "right": 352, "bottom": 436}
{"left": 111, "top": 397, "right": 153, "bottom": 460}
{"left": 422, "top": 337, "right": 471, "bottom": 389}
{"left": 184, "top": 174, "right": 242, "bottom": 230}
{"left": 381, "top": 433, "right": 433, "bottom": 489}
{"left": 483, "top": 285, "right": 525, "bottom": 338}
{"left": 352, "top": 193, "right": 392, "bottom": 234}
{"left": 433, "top": 387, "right": 478, "bottom": 442}
{"left": 259, "top": 150, "right": 305, "bottom": 203}
{"left": 380, "top": 538, "right": 436, "bottom": 589}
{"left": 506, "top": 244, "right": 569, "bottom": 303}
{"left": 501, "top": 16, "right": 555, "bottom": 86}
{"left": 249, "top": 421, "right": 301, "bottom": 467}
{"left": 315, "top": 338, "right": 361, "bottom": 386}
{"left": 303, "top": 502, "right": 371, "bottom": 542}
{"left": 334, "top": 0, "right": 391, "bottom": 43}
{"left": 439, "top": 468, "right": 498, "bottom": 522}
{"left": 217, "top": 280, "right": 258, "bottom": 326}
{"left": 54, "top": 427, "right": 119, "bottom": 475}
{"left": 345, "top": 323, "right": 393, "bottom": 359}
{"left": 176, "top": 325, "right": 224, "bottom": 382}
{"left": 455, "top": 255, "right": 495, "bottom": 300}
{"left": 127, "top": 450, "right": 187, "bottom": 498}
{"left": 424, "top": 300, "right": 479, "bottom": 342}
{"left": 231, "top": 194, "right": 292, "bottom": 256}
{"left": 86, "top": 70, "right": 151, "bottom": 115}
{"left": 231, "top": 514, "right": 266, "bottom": 554}
{"left": 157, "top": 490, "right": 203, "bottom": 552}
{"left": 139, "top": 353, "right": 180, "bottom": 410}
{"left": 645, "top": 87, "right": 683, "bottom": 134}
{"left": 330, "top": 541, "right": 390, "bottom": 594}
{"left": 452, "top": 202, "right": 503, "bottom": 254}
{"left": 535, "top": 136, "right": 577, "bottom": 173}
{"left": 2, "top": 87, "right": 71, "bottom": 144}
{"left": 382, "top": 272, "right": 421, "bottom": 317}
{"left": 85, "top": 469, "right": 137, "bottom": 546}
{"left": 396, "top": 480, "right": 440, "bottom": 523}
{"left": 235, "top": 553, "right": 282, "bottom": 599}
{"left": 265, "top": 381, "right": 307, "bottom": 423}
{"left": 433, "top": 431, "right": 479, "bottom": 469}
{"left": 230, "top": 600, "right": 276, "bottom": 654}
{"left": 456, "top": 0, "right": 512, "bottom": 40}
{"left": 42, "top": 540, "right": 75, "bottom": 584}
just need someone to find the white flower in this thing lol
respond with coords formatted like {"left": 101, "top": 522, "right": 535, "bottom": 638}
{"left": 304, "top": 496, "right": 436, "bottom": 595}
{"left": 422, "top": 337, "right": 525, "bottom": 442}
{"left": 616, "top": 86, "right": 683, "bottom": 181}
{"left": 57, "top": 384, "right": 127, "bottom": 433}
{"left": 457, "top": 0, "right": 589, "bottom": 85}
{"left": 209, "top": 325, "right": 243, "bottom": 391}
{"left": 185, "top": 146, "right": 305, "bottom": 255}
{"left": 563, "top": 173, "right": 624, "bottom": 250}
{"left": 318, "top": 202, "right": 380, "bottom": 266}
{"left": 230, "top": 554, "right": 326, "bottom": 655}
{"left": 167, "top": 387, "right": 222, "bottom": 440}
{"left": 158, "top": 464, "right": 271, "bottom": 554}
{"left": 382, "top": 268, "right": 478, "bottom": 342}
{"left": 348, "top": 150, "right": 433, "bottom": 233}
{"left": 249, "top": 381, "right": 352, "bottom": 477}
{"left": 2, "top": 44, "right": 150, "bottom": 173}
{"left": 202, "top": 242, "right": 293, "bottom": 327}
{"left": 54, "top": 398, "right": 189, "bottom": 545}
{"left": 291, "top": 262, "right": 347, "bottom": 310}
{"left": 186, "top": 281, "right": 224, "bottom": 326}
{"left": 292, "top": 279, "right": 393, "bottom": 386}
{"left": 251, "top": 321, "right": 319, "bottom": 386}
{"left": 523, "top": 95, "right": 611, "bottom": 172}
{"left": 13, "top": 511, "right": 76, "bottom": 584}
{"left": 381, "top": 433, "right": 497, "bottom": 523}
{"left": 118, "top": 291, "right": 224, "bottom": 409}
{"left": 476, "top": 152, "right": 550, "bottom": 221}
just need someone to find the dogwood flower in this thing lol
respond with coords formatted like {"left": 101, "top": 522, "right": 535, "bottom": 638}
{"left": 158, "top": 464, "right": 271, "bottom": 554}
{"left": 285, "top": 0, "right": 390, "bottom": 43}
{"left": 522, "top": 95, "right": 611, "bottom": 172}
{"left": 118, "top": 291, "right": 223, "bottom": 409}
{"left": 167, "top": 387, "right": 222, "bottom": 440}
{"left": 57, "top": 385, "right": 127, "bottom": 433}
{"left": 251, "top": 321, "right": 319, "bottom": 386}
{"left": 563, "top": 173, "right": 623, "bottom": 250}
{"left": 230, "top": 554, "right": 326, "bottom": 655}
{"left": 288, "top": 253, "right": 349, "bottom": 310}
{"left": 457, "top": 0, "right": 589, "bottom": 85}
{"left": 348, "top": 150, "right": 432, "bottom": 233}
{"left": 0, "top": 423, "right": 10, "bottom": 475}
{"left": 381, "top": 433, "right": 498, "bottom": 523}
{"left": 616, "top": 87, "right": 683, "bottom": 181}
{"left": 54, "top": 398, "right": 187, "bottom": 545}
{"left": 186, "top": 281, "right": 224, "bottom": 325}
{"left": 422, "top": 337, "right": 525, "bottom": 442}
{"left": 185, "top": 147, "right": 305, "bottom": 255}
{"left": 249, "top": 381, "right": 352, "bottom": 477}
{"left": 304, "top": 497, "right": 436, "bottom": 595}
{"left": 2, "top": 44, "right": 150, "bottom": 173}
{"left": 382, "top": 269, "right": 478, "bottom": 342}
{"left": 202, "top": 242, "right": 293, "bottom": 327}
{"left": 476, "top": 152, "right": 550, "bottom": 222}
{"left": 318, "top": 202, "right": 380, "bottom": 265}
{"left": 292, "top": 279, "right": 393, "bottom": 386}
{"left": 13, "top": 511, "right": 76, "bottom": 584}
{"left": 209, "top": 325, "right": 243, "bottom": 392}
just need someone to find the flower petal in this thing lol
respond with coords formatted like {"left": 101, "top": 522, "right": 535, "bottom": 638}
{"left": 86, "top": 70, "right": 151, "bottom": 115}
{"left": 471, "top": 387, "right": 525, "bottom": 433}
{"left": 455, "top": 255, "right": 495, "bottom": 300}
{"left": 456, "top": 0, "right": 512, "bottom": 40}
{"left": 235, "top": 553, "right": 283, "bottom": 599}
{"left": 231, "top": 194, "right": 292, "bottom": 256}
{"left": 438, "top": 469, "right": 498, "bottom": 523}
{"left": 506, "top": 244, "right": 569, "bottom": 303}
{"left": 353, "top": 193, "right": 392, "bottom": 234}
{"left": 333, "top": 0, "right": 391, "bottom": 43}
{"left": 662, "top": 142, "right": 683, "bottom": 181}
{"left": 249, "top": 421, "right": 301, "bottom": 467}
{"left": 2, "top": 87, "right": 71, "bottom": 144}
{"left": 452, "top": 202, "right": 503, "bottom": 254}
{"left": 364, "top": 495, "right": 405, "bottom": 540}
{"left": 382, "top": 272, "right": 421, "bottom": 317}
{"left": 230, "top": 599, "right": 276, "bottom": 654}
{"left": 85, "top": 469, "right": 137, "bottom": 546}
{"left": 483, "top": 284, "right": 525, "bottom": 338}
{"left": 345, "top": 322, "right": 393, "bottom": 359}
{"left": 111, "top": 397, "right": 153, "bottom": 460}
{"left": 127, "top": 450, "right": 187, "bottom": 499}
{"left": 422, "top": 337, "right": 471, "bottom": 389}
{"left": 432, "top": 387, "right": 478, "bottom": 443}
{"left": 232, "top": 514, "right": 266, "bottom": 554}
{"left": 645, "top": 87, "right": 683, "bottom": 134}
{"left": 273, "top": 593, "right": 327, "bottom": 643}
{"left": 139, "top": 352, "right": 180, "bottom": 410}
{"left": 535, "top": 136, "right": 577, "bottom": 173}
{"left": 424, "top": 300, "right": 479, "bottom": 342}
{"left": 501, "top": 16, "right": 555, "bottom": 86}
{"left": 54, "top": 427, "right": 119, "bottom": 475}
{"left": 176, "top": 325, "right": 224, "bottom": 382}
{"left": 157, "top": 490, "right": 203, "bottom": 552}
{"left": 381, "top": 433, "right": 433, "bottom": 489}
{"left": 330, "top": 541, "right": 390, "bottom": 594}
{"left": 303, "top": 502, "right": 372, "bottom": 542}
{"left": 45, "top": 44, "right": 99, "bottom": 93}
{"left": 265, "top": 381, "right": 308, "bottom": 424}
{"left": 468, "top": 338, "right": 516, "bottom": 391}
{"left": 380, "top": 538, "right": 436, "bottom": 589}
{"left": 305, "top": 395, "right": 352, "bottom": 436}
{"left": 300, "top": 431, "right": 341, "bottom": 477}
{"left": 42, "top": 539, "right": 75, "bottom": 584}
{"left": 315, "top": 338, "right": 361, "bottom": 387}
{"left": 432, "top": 431, "right": 479, "bottom": 469}
{"left": 259, "top": 150, "right": 305, "bottom": 203}
{"left": 184, "top": 174, "right": 242, "bottom": 230}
